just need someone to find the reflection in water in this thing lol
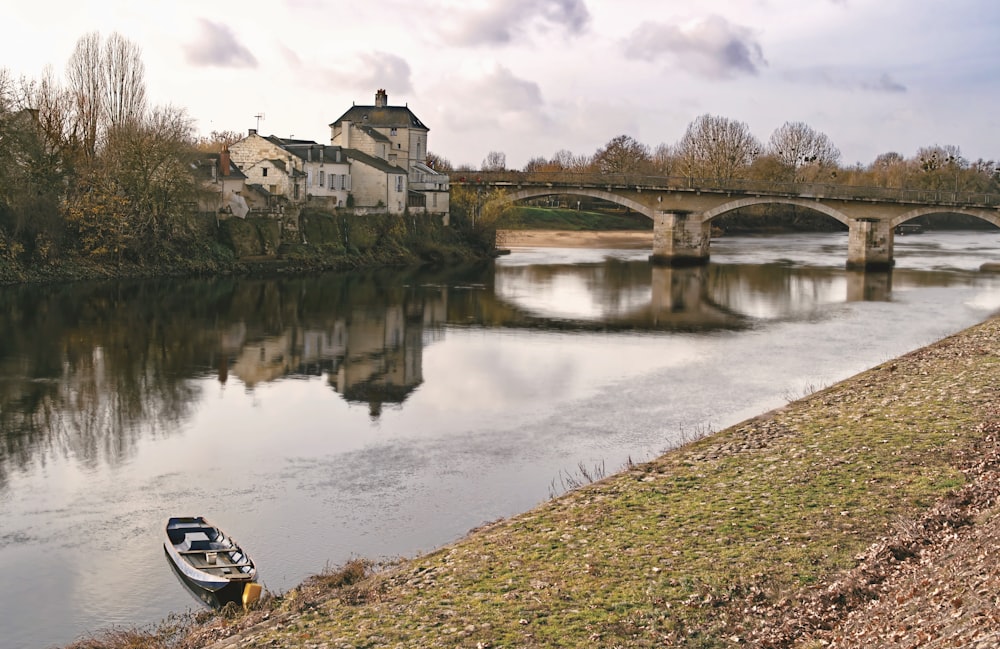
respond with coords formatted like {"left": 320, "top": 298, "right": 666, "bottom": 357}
{"left": 0, "top": 252, "right": 989, "bottom": 488}
{"left": 3, "top": 231, "right": 1000, "bottom": 649}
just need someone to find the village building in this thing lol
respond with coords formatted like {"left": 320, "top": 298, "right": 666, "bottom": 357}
{"left": 222, "top": 90, "right": 449, "bottom": 220}
{"left": 190, "top": 147, "right": 254, "bottom": 218}
{"left": 329, "top": 89, "right": 449, "bottom": 218}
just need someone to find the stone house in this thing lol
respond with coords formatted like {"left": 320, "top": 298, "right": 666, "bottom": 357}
{"left": 228, "top": 129, "right": 410, "bottom": 215}
{"left": 329, "top": 89, "right": 450, "bottom": 218}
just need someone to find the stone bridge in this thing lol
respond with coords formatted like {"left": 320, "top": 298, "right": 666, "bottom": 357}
{"left": 452, "top": 172, "right": 1000, "bottom": 269}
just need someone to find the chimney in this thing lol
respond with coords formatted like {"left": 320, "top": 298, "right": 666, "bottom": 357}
{"left": 342, "top": 121, "right": 351, "bottom": 148}
{"left": 248, "top": 128, "right": 257, "bottom": 136}
{"left": 220, "top": 145, "right": 231, "bottom": 177}
{"left": 375, "top": 89, "right": 387, "bottom": 107}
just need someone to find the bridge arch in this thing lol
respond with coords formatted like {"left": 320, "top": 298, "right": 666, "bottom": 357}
{"left": 700, "top": 197, "right": 851, "bottom": 227}
{"left": 500, "top": 187, "right": 656, "bottom": 219}
{"left": 890, "top": 206, "right": 1000, "bottom": 229}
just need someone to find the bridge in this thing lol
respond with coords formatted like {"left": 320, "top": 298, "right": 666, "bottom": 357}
{"left": 451, "top": 172, "right": 1000, "bottom": 269}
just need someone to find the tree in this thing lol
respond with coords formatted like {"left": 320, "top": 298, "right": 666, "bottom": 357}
{"left": 0, "top": 68, "right": 74, "bottom": 260}
{"left": 675, "top": 114, "right": 762, "bottom": 180}
{"left": 868, "top": 151, "right": 908, "bottom": 188}
{"left": 101, "top": 32, "right": 146, "bottom": 131}
{"left": 651, "top": 142, "right": 676, "bottom": 175}
{"left": 66, "top": 31, "right": 147, "bottom": 158}
{"left": 481, "top": 150, "right": 506, "bottom": 171}
{"left": 67, "top": 105, "right": 200, "bottom": 263}
{"left": 66, "top": 31, "right": 104, "bottom": 159}
{"left": 591, "top": 134, "right": 651, "bottom": 174}
{"left": 550, "top": 149, "right": 590, "bottom": 171}
{"left": 914, "top": 145, "right": 965, "bottom": 191}
{"left": 424, "top": 151, "right": 453, "bottom": 172}
{"left": 522, "top": 156, "right": 549, "bottom": 172}
{"left": 194, "top": 129, "right": 244, "bottom": 153}
{"left": 766, "top": 121, "right": 841, "bottom": 182}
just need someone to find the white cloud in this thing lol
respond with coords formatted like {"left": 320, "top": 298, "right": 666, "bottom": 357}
{"left": 440, "top": 0, "right": 590, "bottom": 46}
{"left": 623, "top": 15, "right": 766, "bottom": 79}
{"left": 184, "top": 19, "right": 258, "bottom": 68}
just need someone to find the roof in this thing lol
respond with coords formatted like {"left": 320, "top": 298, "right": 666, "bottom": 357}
{"left": 330, "top": 105, "right": 428, "bottom": 131}
{"left": 190, "top": 156, "right": 248, "bottom": 181}
{"left": 358, "top": 125, "right": 391, "bottom": 143}
{"left": 280, "top": 142, "right": 349, "bottom": 165}
{"left": 344, "top": 148, "right": 406, "bottom": 175}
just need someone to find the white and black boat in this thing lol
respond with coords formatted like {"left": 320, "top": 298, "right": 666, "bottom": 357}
{"left": 163, "top": 516, "right": 259, "bottom": 606}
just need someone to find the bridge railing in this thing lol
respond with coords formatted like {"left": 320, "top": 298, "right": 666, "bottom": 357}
{"left": 451, "top": 171, "right": 1000, "bottom": 208}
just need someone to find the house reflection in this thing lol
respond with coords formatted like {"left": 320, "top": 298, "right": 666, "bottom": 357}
{"left": 218, "top": 287, "right": 447, "bottom": 417}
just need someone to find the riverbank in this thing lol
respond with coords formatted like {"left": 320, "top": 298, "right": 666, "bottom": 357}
{"left": 94, "top": 314, "right": 1000, "bottom": 649}
{"left": 499, "top": 228, "right": 653, "bottom": 249}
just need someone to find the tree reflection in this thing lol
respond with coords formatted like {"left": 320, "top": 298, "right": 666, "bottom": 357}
{"left": 0, "top": 259, "right": 899, "bottom": 488}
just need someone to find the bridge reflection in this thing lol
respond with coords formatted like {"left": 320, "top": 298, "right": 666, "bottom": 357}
{"left": 0, "top": 261, "right": 896, "bottom": 482}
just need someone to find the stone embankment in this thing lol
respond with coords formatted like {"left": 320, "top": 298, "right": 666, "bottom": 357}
{"left": 178, "top": 316, "right": 1000, "bottom": 649}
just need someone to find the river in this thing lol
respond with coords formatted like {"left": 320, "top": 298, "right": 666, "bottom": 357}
{"left": 1, "top": 230, "right": 999, "bottom": 648}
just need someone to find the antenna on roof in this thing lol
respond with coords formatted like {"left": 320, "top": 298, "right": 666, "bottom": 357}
{"left": 254, "top": 113, "right": 266, "bottom": 130}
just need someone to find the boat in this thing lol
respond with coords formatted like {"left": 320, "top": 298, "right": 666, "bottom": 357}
{"left": 163, "top": 516, "right": 260, "bottom": 606}
{"left": 895, "top": 223, "right": 924, "bottom": 235}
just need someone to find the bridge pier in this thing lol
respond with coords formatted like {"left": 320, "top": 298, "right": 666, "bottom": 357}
{"left": 847, "top": 219, "right": 894, "bottom": 270}
{"left": 650, "top": 211, "right": 711, "bottom": 266}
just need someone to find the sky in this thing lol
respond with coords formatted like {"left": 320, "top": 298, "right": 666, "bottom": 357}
{"left": 2, "top": 0, "right": 999, "bottom": 170}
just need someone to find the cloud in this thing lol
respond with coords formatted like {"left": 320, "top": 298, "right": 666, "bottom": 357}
{"left": 623, "top": 15, "right": 766, "bottom": 79}
{"left": 349, "top": 52, "right": 414, "bottom": 94}
{"left": 436, "top": 65, "right": 545, "bottom": 132}
{"left": 443, "top": 0, "right": 590, "bottom": 46}
{"left": 185, "top": 19, "right": 258, "bottom": 68}
{"left": 784, "top": 68, "right": 907, "bottom": 93}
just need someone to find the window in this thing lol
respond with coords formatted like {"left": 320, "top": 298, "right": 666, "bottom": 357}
{"left": 319, "top": 170, "right": 325, "bottom": 187}
{"left": 390, "top": 128, "right": 397, "bottom": 135}
{"left": 262, "top": 167, "right": 268, "bottom": 177}
{"left": 395, "top": 176, "right": 403, "bottom": 192}
{"left": 329, "top": 174, "right": 335, "bottom": 190}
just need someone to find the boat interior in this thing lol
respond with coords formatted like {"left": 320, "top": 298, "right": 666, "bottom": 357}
{"left": 167, "top": 520, "right": 253, "bottom": 577}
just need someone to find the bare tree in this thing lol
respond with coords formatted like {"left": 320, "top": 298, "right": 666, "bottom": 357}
{"left": 651, "top": 142, "right": 676, "bottom": 175}
{"left": 766, "top": 121, "right": 840, "bottom": 181}
{"left": 66, "top": 31, "right": 104, "bottom": 159}
{"left": 66, "top": 31, "right": 147, "bottom": 157}
{"left": 592, "top": 134, "right": 651, "bottom": 174}
{"left": 868, "top": 151, "right": 908, "bottom": 188}
{"left": 676, "top": 114, "right": 762, "bottom": 180}
{"left": 550, "top": 149, "right": 590, "bottom": 171}
{"left": 482, "top": 150, "right": 506, "bottom": 171}
{"left": 101, "top": 32, "right": 146, "bottom": 131}
{"left": 424, "top": 151, "right": 453, "bottom": 172}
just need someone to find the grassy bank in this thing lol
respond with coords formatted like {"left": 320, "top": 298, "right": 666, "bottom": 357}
{"left": 73, "top": 317, "right": 1000, "bottom": 648}
{"left": 508, "top": 206, "right": 652, "bottom": 231}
